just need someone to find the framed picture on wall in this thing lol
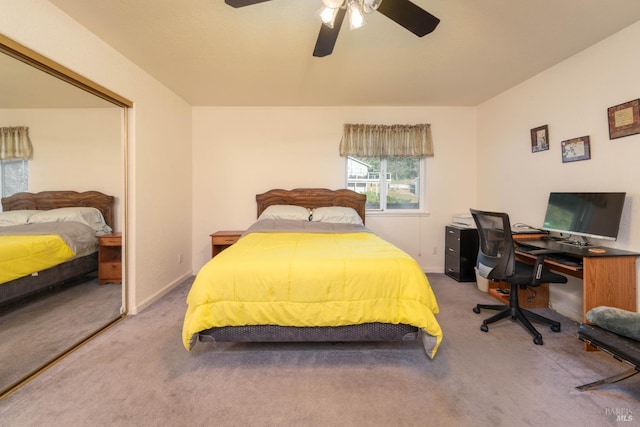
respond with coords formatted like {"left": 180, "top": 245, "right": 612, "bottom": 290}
{"left": 530, "top": 125, "right": 549, "bottom": 152}
{"left": 608, "top": 99, "right": 640, "bottom": 139}
{"left": 561, "top": 136, "right": 591, "bottom": 163}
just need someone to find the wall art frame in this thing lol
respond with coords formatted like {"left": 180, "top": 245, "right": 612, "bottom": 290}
{"left": 608, "top": 99, "right": 640, "bottom": 139}
{"left": 561, "top": 136, "right": 591, "bottom": 163}
{"left": 530, "top": 125, "right": 549, "bottom": 152}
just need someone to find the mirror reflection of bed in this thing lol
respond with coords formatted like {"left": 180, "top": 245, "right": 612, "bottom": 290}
{"left": 0, "top": 36, "right": 130, "bottom": 395}
{"left": 0, "top": 191, "right": 121, "bottom": 389}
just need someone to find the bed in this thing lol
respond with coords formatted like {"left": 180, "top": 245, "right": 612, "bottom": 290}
{"left": 0, "top": 190, "right": 115, "bottom": 306}
{"left": 182, "top": 188, "right": 443, "bottom": 358}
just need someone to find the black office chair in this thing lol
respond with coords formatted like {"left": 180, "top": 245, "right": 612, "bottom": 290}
{"left": 470, "top": 209, "right": 568, "bottom": 345}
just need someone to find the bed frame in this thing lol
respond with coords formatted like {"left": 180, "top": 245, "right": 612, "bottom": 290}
{"left": 256, "top": 188, "right": 366, "bottom": 225}
{"left": 0, "top": 190, "right": 115, "bottom": 306}
{"left": 197, "top": 188, "right": 420, "bottom": 345}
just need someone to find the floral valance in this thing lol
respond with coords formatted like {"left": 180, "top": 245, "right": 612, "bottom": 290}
{"left": 0, "top": 127, "right": 33, "bottom": 160}
{"left": 339, "top": 123, "right": 433, "bottom": 157}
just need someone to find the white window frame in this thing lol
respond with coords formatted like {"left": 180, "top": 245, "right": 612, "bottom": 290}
{"left": 345, "top": 156, "right": 426, "bottom": 214}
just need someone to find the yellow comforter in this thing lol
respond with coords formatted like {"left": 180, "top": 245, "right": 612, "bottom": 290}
{"left": 0, "top": 235, "right": 74, "bottom": 285}
{"left": 183, "top": 226, "right": 443, "bottom": 358}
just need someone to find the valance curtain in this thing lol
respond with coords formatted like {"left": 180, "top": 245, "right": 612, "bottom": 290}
{"left": 0, "top": 127, "right": 33, "bottom": 160}
{"left": 339, "top": 123, "right": 434, "bottom": 157}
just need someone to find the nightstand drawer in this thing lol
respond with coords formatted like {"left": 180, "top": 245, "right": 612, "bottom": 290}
{"left": 212, "top": 235, "right": 241, "bottom": 245}
{"left": 99, "top": 262, "right": 121, "bottom": 278}
{"left": 210, "top": 230, "right": 245, "bottom": 258}
{"left": 99, "top": 236, "right": 122, "bottom": 246}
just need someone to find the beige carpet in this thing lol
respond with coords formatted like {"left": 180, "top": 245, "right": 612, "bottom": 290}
{"left": 0, "top": 275, "right": 122, "bottom": 392}
{"left": 1, "top": 274, "right": 638, "bottom": 426}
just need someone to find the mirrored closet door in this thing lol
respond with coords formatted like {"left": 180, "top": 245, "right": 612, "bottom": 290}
{"left": 0, "top": 35, "right": 131, "bottom": 396}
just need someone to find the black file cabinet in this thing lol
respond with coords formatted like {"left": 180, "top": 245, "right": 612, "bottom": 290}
{"left": 444, "top": 225, "right": 479, "bottom": 282}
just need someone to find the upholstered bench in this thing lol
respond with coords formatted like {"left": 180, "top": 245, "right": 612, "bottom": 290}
{"left": 576, "top": 306, "right": 640, "bottom": 391}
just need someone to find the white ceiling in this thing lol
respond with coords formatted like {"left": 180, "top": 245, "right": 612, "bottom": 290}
{"left": 20, "top": 1, "right": 640, "bottom": 106}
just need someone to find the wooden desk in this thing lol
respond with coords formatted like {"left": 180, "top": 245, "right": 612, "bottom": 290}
{"left": 513, "top": 235, "right": 638, "bottom": 318}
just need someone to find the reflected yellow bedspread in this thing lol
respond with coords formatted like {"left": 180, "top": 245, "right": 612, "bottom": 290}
{"left": 0, "top": 235, "right": 74, "bottom": 285}
{"left": 183, "top": 231, "right": 443, "bottom": 357}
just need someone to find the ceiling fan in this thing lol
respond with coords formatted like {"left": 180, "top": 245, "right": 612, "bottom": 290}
{"left": 224, "top": 0, "right": 440, "bottom": 57}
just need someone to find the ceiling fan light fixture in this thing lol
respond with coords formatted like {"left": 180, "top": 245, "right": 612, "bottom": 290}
{"left": 347, "top": 0, "right": 366, "bottom": 30}
{"left": 316, "top": 5, "right": 339, "bottom": 28}
{"left": 362, "top": 0, "right": 383, "bottom": 14}
{"left": 321, "top": 0, "right": 344, "bottom": 8}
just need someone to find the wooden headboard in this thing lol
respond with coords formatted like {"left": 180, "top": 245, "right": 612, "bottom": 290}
{"left": 256, "top": 188, "right": 366, "bottom": 224}
{"left": 1, "top": 190, "right": 115, "bottom": 229}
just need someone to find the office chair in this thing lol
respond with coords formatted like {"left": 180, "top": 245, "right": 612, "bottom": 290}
{"left": 470, "top": 209, "right": 568, "bottom": 345}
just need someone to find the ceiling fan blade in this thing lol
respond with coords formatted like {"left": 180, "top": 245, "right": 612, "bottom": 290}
{"left": 313, "top": 7, "right": 347, "bottom": 57}
{"left": 377, "top": 0, "right": 440, "bottom": 37}
{"left": 224, "top": 0, "right": 272, "bottom": 7}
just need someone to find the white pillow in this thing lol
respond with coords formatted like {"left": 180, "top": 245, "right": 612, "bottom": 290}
{"left": 258, "top": 205, "right": 311, "bottom": 221}
{"left": 311, "top": 206, "right": 363, "bottom": 225}
{"left": 28, "top": 207, "right": 113, "bottom": 235}
{"left": 0, "top": 210, "right": 43, "bottom": 226}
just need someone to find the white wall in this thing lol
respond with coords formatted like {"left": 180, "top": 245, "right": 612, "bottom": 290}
{"left": 191, "top": 106, "right": 477, "bottom": 272}
{"left": 1, "top": 0, "right": 194, "bottom": 313}
{"left": 0, "top": 108, "right": 124, "bottom": 229}
{"left": 477, "top": 20, "right": 640, "bottom": 319}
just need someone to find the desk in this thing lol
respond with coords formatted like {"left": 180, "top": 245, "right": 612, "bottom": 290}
{"left": 513, "top": 234, "right": 638, "bottom": 320}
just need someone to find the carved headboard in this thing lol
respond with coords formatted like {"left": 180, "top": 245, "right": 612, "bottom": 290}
{"left": 256, "top": 188, "right": 366, "bottom": 224}
{"left": 1, "top": 190, "right": 115, "bottom": 229}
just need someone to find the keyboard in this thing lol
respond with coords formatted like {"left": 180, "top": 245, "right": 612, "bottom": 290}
{"left": 547, "top": 255, "right": 583, "bottom": 268}
{"left": 516, "top": 245, "right": 583, "bottom": 269}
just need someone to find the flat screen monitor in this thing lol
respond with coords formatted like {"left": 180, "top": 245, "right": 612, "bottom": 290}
{"left": 541, "top": 192, "right": 626, "bottom": 242}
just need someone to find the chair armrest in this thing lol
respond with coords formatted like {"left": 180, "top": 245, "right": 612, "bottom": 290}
{"left": 529, "top": 249, "right": 564, "bottom": 286}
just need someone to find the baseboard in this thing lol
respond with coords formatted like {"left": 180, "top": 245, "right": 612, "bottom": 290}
{"left": 128, "top": 272, "right": 192, "bottom": 315}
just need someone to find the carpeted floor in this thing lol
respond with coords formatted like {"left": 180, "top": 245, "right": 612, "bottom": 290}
{"left": 0, "top": 274, "right": 638, "bottom": 426}
{"left": 0, "top": 275, "right": 122, "bottom": 392}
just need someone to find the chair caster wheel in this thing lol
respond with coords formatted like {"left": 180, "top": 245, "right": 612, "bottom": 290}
{"left": 551, "top": 325, "right": 561, "bottom": 333}
{"left": 533, "top": 336, "right": 543, "bottom": 345}
{"left": 480, "top": 324, "right": 488, "bottom": 333}
{"left": 473, "top": 306, "right": 481, "bottom": 314}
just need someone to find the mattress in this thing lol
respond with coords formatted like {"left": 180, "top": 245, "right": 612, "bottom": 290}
{"left": 183, "top": 219, "right": 443, "bottom": 358}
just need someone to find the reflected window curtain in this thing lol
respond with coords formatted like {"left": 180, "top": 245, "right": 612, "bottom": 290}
{"left": 0, "top": 127, "right": 32, "bottom": 199}
{"left": 0, "top": 127, "right": 33, "bottom": 160}
{"left": 339, "top": 123, "right": 434, "bottom": 157}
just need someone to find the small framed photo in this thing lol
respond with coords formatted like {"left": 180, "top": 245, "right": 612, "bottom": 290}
{"left": 608, "top": 99, "right": 640, "bottom": 139}
{"left": 561, "top": 136, "right": 591, "bottom": 163}
{"left": 530, "top": 125, "right": 549, "bottom": 152}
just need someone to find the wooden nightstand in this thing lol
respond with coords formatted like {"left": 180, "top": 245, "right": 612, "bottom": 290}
{"left": 210, "top": 230, "right": 244, "bottom": 258}
{"left": 98, "top": 232, "right": 122, "bottom": 285}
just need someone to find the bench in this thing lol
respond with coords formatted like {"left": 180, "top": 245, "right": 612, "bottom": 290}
{"left": 576, "top": 306, "right": 640, "bottom": 391}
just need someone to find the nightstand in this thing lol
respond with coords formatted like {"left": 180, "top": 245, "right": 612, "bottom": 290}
{"left": 210, "top": 230, "right": 244, "bottom": 258}
{"left": 98, "top": 232, "right": 122, "bottom": 285}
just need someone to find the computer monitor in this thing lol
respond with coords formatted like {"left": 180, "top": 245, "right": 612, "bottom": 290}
{"left": 541, "top": 192, "right": 626, "bottom": 244}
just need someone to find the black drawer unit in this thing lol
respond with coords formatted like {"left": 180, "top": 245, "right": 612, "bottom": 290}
{"left": 444, "top": 225, "right": 479, "bottom": 282}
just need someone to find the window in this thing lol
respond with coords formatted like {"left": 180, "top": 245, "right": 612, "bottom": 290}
{"left": 346, "top": 156, "right": 424, "bottom": 211}
{"left": 1, "top": 159, "right": 28, "bottom": 198}
{"left": 340, "top": 123, "right": 433, "bottom": 212}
